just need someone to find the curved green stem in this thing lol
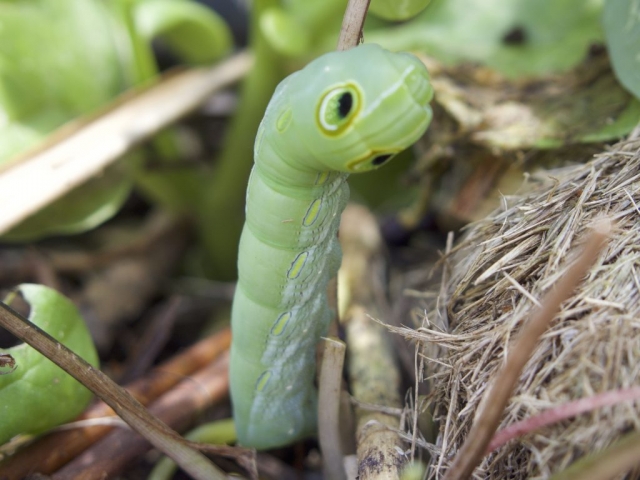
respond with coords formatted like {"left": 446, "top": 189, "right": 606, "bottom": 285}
{"left": 198, "top": 0, "right": 286, "bottom": 280}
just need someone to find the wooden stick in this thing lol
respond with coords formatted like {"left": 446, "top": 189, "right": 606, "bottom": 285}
{"left": 337, "top": 0, "right": 371, "bottom": 51}
{"left": 0, "top": 328, "right": 231, "bottom": 478}
{"left": 318, "top": 338, "right": 348, "bottom": 480}
{"left": 339, "top": 204, "right": 406, "bottom": 480}
{"left": 51, "top": 354, "right": 229, "bottom": 480}
{"left": 0, "top": 302, "right": 227, "bottom": 480}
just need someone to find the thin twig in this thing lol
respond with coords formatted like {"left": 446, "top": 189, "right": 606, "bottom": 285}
{"left": 339, "top": 204, "right": 407, "bottom": 480}
{"left": 318, "top": 337, "right": 348, "bottom": 480}
{"left": 337, "top": 0, "right": 371, "bottom": 51}
{"left": 0, "top": 327, "right": 230, "bottom": 478}
{"left": 0, "top": 302, "right": 226, "bottom": 480}
{"left": 51, "top": 353, "right": 233, "bottom": 480}
{"left": 488, "top": 386, "right": 640, "bottom": 453}
{"left": 443, "top": 218, "right": 611, "bottom": 480}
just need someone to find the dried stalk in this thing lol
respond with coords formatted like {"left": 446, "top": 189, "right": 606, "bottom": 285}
{"left": 0, "top": 51, "right": 252, "bottom": 235}
{"left": 443, "top": 219, "right": 611, "bottom": 480}
{"left": 339, "top": 204, "right": 406, "bottom": 480}
{"left": 337, "top": 0, "right": 371, "bottom": 51}
{"left": 0, "top": 327, "right": 231, "bottom": 478}
{"left": 0, "top": 302, "right": 226, "bottom": 480}
{"left": 318, "top": 338, "right": 348, "bottom": 480}
{"left": 51, "top": 353, "right": 230, "bottom": 479}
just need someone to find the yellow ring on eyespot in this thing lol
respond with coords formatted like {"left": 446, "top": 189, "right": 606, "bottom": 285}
{"left": 316, "top": 83, "right": 362, "bottom": 136}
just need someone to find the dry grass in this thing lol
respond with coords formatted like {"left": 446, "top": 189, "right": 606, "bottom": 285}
{"left": 408, "top": 128, "right": 640, "bottom": 479}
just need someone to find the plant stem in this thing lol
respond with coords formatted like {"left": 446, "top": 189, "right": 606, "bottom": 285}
{"left": 199, "top": 0, "right": 284, "bottom": 280}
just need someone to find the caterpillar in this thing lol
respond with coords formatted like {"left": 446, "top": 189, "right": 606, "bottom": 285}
{"left": 229, "top": 43, "right": 433, "bottom": 449}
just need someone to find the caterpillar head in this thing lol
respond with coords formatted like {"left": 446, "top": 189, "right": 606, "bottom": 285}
{"left": 285, "top": 43, "right": 433, "bottom": 173}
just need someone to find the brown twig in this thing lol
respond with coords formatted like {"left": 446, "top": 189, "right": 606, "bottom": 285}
{"left": 318, "top": 337, "right": 347, "bottom": 480}
{"left": 47, "top": 210, "right": 189, "bottom": 274}
{"left": 0, "top": 319, "right": 230, "bottom": 479}
{"left": 337, "top": 0, "right": 371, "bottom": 51}
{"left": 51, "top": 353, "right": 230, "bottom": 479}
{"left": 73, "top": 212, "right": 189, "bottom": 351}
{"left": 443, "top": 218, "right": 611, "bottom": 480}
{"left": 117, "top": 296, "right": 184, "bottom": 383}
{"left": 488, "top": 386, "right": 640, "bottom": 453}
{"left": 339, "top": 205, "right": 407, "bottom": 480}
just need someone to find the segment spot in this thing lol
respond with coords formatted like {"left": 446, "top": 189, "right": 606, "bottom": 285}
{"left": 287, "top": 251, "right": 309, "bottom": 279}
{"left": 276, "top": 107, "right": 293, "bottom": 132}
{"left": 315, "top": 171, "right": 330, "bottom": 185}
{"left": 271, "top": 312, "right": 292, "bottom": 336}
{"left": 255, "top": 371, "right": 271, "bottom": 392}
{"left": 372, "top": 154, "right": 392, "bottom": 166}
{"left": 303, "top": 198, "right": 323, "bottom": 226}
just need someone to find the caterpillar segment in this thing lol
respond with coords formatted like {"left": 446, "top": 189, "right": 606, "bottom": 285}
{"left": 230, "top": 44, "right": 433, "bottom": 449}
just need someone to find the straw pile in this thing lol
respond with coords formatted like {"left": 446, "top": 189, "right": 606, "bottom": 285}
{"left": 418, "top": 130, "right": 640, "bottom": 478}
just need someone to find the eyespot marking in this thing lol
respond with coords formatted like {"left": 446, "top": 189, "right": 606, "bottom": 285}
{"left": 346, "top": 150, "right": 399, "bottom": 172}
{"left": 287, "top": 251, "right": 309, "bottom": 279}
{"left": 372, "top": 154, "right": 392, "bottom": 166}
{"left": 271, "top": 312, "right": 291, "bottom": 336}
{"left": 315, "top": 171, "right": 330, "bottom": 185}
{"left": 337, "top": 92, "right": 353, "bottom": 118}
{"left": 276, "top": 107, "right": 292, "bottom": 132}
{"left": 317, "top": 83, "right": 361, "bottom": 135}
{"left": 255, "top": 371, "right": 271, "bottom": 392}
{"left": 303, "top": 198, "right": 323, "bottom": 226}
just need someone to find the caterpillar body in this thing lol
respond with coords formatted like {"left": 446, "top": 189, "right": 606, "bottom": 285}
{"left": 230, "top": 43, "right": 433, "bottom": 449}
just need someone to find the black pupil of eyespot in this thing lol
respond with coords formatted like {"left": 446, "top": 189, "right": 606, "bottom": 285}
{"left": 372, "top": 154, "right": 392, "bottom": 166}
{"left": 337, "top": 92, "right": 353, "bottom": 118}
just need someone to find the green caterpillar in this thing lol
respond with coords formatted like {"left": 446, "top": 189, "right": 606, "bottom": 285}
{"left": 230, "top": 44, "right": 433, "bottom": 449}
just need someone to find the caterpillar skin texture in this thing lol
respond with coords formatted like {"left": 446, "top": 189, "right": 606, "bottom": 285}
{"left": 230, "top": 43, "right": 433, "bottom": 449}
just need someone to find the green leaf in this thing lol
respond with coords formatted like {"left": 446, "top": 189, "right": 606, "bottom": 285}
{"left": 0, "top": 284, "right": 99, "bottom": 444}
{"left": 133, "top": 0, "right": 232, "bottom": 65}
{"left": 148, "top": 419, "right": 236, "bottom": 480}
{"left": 603, "top": 0, "right": 640, "bottom": 100}
{"left": 366, "top": 0, "right": 605, "bottom": 78}
{"left": 2, "top": 167, "right": 134, "bottom": 241}
{"left": 0, "top": 0, "right": 133, "bottom": 239}
{"left": 260, "top": 7, "right": 311, "bottom": 58}
{"left": 0, "top": 0, "right": 234, "bottom": 239}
